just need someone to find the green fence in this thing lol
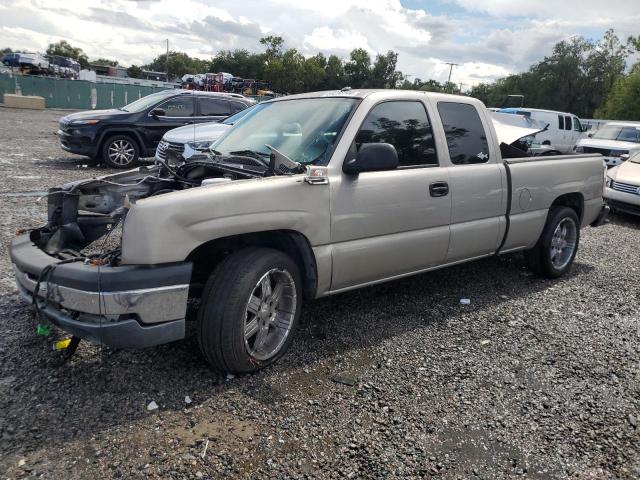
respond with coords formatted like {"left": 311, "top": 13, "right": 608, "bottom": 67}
{"left": 0, "top": 74, "right": 170, "bottom": 110}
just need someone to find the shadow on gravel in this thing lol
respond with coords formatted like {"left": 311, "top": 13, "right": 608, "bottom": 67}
{"left": 607, "top": 210, "right": 640, "bottom": 229}
{"left": 0, "top": 251, "right": 594, "bottom": 457}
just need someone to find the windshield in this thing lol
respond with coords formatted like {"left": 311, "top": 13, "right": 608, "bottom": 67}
{"left": 593, "top": 125, "right": 640, "bottom": 143}
{"left": 121, "top": 90, "right": 176, "bottom": 113}
{"left": 212, "top": 97, "right": 359, "bottom": 165}
{"left": 221, "top": 105, "right": 255, "bottom": 125}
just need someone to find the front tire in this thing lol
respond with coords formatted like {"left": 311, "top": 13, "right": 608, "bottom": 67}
{"left": 102, "top": 135, "right": 140, "bottom": 169}
{"left": 197, "top": 248, "right": 302, "bottom": 373}
{"left": 524, "top": 206, "right": 580, "bottom": 278}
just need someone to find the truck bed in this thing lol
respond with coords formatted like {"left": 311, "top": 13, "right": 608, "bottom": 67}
{"left": 500, "top": 153, "right": 605, "bottom": 253}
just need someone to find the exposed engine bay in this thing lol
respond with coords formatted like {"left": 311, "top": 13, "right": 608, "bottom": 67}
{"left": 33, "top": 151, "right": 305, "bottom": 264}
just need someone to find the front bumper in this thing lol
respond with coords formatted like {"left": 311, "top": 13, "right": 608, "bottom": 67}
{"left": 57, "top": 128, "right": 98, "bottom": 157}
{"left": 604, "top": 186, "right": 640, "bottom": 216}
{"left": 10, "top": 233, "right": 192, "bottom": 349}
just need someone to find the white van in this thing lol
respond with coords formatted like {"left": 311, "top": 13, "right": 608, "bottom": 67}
{"left": 498, "top": 108, "right": 586, "bottom": 154}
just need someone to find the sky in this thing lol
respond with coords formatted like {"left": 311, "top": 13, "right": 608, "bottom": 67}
{"left": 1, "top": 0, "right": 639, "bottom": 88}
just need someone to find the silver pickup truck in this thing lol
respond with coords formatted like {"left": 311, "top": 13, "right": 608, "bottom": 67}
{"left": 9, "top": 90, "right": 609, "bottom": 373}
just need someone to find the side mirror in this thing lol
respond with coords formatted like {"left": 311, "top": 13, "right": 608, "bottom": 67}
{"left": 587, "top": 132, "right": 593, "bottom": 138}
{"left": 621, "top": 153, "right": 630, "bottom": 161}
{"left": 150, "top": 108, "right": 165, "bottom": 117}
{"left": 343, "top": 143, "right": 399, "bottom": 175}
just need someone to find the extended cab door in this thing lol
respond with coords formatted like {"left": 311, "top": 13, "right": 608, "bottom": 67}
{"left": 329, "top": 100, "right": 451, "bottom": 291}
{"left": 435, "top": 101, "right": 506, "bottom": 262}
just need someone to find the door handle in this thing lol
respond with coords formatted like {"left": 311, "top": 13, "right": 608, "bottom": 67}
{"left": 429, "top": 181, "right": 449, "bottom": 197}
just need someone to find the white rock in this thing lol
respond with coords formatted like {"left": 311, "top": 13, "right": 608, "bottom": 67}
{"left": 147, "top": 401, "right": 159, "bottom": 411}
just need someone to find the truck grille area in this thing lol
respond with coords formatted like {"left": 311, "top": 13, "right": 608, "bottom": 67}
{"left": 611, "top": 180, "right": 640, "bottom": 196}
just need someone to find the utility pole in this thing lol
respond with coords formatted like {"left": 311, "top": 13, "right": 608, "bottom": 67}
{"left": 166, "top": 39, "right": 169, "bottom": 81}
{"left": 443, "top": 62, "right": 458, "bottom": 84}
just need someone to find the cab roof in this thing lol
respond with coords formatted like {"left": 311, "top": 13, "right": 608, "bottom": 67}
{"left": 266, "top": 88, "right": 480, "bottom": 104}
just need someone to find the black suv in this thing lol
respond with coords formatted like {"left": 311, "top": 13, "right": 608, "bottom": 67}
{"left": 57, "top": 90, "right": 254, "bottom": 168}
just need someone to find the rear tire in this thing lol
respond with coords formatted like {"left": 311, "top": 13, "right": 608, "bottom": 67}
{"left": 197, "top": 248, "right": 302, "bottom": 373}
{"left": 524, "top": 206, "right": 580, "bottom": 278}
{"left": 102, "top": 135, "right": 140, "bottom": 169}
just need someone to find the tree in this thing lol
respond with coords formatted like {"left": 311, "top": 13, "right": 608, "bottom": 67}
{"left": 370, "top": 51, "right": 403, "bottom": 88}
{"left": 467, "top": 31, "right": 633, "bottom": 117}
{"left": 323, "top": 55, "right": 345, "bottom": 90}
{"left": 301, "top": 54, "right": 327, "bottom": 92}
{"left": 143, "top": 51, "right": 209, "bottom": 80}
{"left": 2, "top": 47, "right": 12, "bottom": 54}
{"left": 595, "top": 64, "right": 640, "bottom": 120}
{"left": 211, "top": 49, "right": 266, "bottom": 79}
{"left": 46, "top": 40, "right": 89, "bottom": 68}
{"left": 260, "top": 36, "right": 285, "bottom": 60}
{"left": 344, "top": 48, "right": 371, "bottom": 88}
{"left": 92, "top": 58, "right": 118, "bottom": 66}
{"left": 127, "top": 65, "right": 143, "bottom": 79}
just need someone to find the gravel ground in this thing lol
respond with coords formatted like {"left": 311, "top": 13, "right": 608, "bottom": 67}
{"left": 0, "top": 106, "right": 639, "bottom": 479}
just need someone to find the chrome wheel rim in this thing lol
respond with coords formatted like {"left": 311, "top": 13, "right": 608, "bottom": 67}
{"left": 550, "top": 217, "right": 577, "bottom": 269}
{"left": 243, "top": 268, "right": 297, "bottom": 362}
{"left": 108, "top": 139, "right": 135, "bottom": 166}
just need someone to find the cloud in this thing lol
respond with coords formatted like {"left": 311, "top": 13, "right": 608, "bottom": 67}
{"left": 0, "top": 0, "right": 634, "bottom": 88}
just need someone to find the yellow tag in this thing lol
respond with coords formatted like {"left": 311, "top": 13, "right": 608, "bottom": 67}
{"left": 53, "top": 338, "right": 72, "bottom": 351}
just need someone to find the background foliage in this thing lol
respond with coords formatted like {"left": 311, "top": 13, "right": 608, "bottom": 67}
{"left": 3, "top": 29, "right": 640, "bottom": 119}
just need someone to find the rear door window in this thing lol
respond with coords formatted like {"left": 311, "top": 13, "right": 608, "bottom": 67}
{"left": 199, "top": 97, "right": 231, "bottom": 117}
{"left": 437, "top": 102, "right": 490, "bottom": 165}
{"left": 157, "top": 97, "right": 195, "bottom": 117}
{"left": 558, "top": 115, "right": 564, "bottom": 130}
{"left": 355, "top": 101, "right": 438, "bottom": 167}
{"left": 564, "top": 115, "right": 572, "bottom": 131}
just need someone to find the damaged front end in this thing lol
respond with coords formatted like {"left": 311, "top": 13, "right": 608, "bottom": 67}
{"left": 36, "top": 152, "right": 278, "bottom": 262}
{"left": 8, "top": 164, "right": 218, "bottom": 350}
{"left": 10, "top": 151, "right": 306, "bottom": 351}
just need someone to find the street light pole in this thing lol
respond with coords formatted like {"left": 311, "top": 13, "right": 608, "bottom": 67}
{"left": 166, "top": 39, "right": 169, "bottom": 81}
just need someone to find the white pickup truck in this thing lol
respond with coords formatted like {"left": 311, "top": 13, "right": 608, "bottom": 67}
{"left": 10, "top": 90, "right": 609, "bottom": 373}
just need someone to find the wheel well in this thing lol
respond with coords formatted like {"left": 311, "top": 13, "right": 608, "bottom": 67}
{"left": 186, "top": 230, "right": 318, "bottom": 301}
{"left": 98, "top": 131, "right": 143, "bottom": 156}
{"left": 542, "top": 140, "right": 551, "bottom": 145}
{"left": 551, "top": 192, "right": 584, "bottom": 222}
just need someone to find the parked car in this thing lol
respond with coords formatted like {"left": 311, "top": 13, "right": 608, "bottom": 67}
{"left": 57, "top": 90, "right": 254, "bottom": 168}
{"left": 155, "top": 104, "right": 256, "bottom": 163}
{"left": 498, "top": 108, "right": 586, "bottom": 154}
{"left": 605, "top": 151, "right": 640, "bottom": 215}
{"left": 575, "top": 121, "right": 640, "bottom": 167}
{"left": 11, "top": 90, "right": 608, "bottom": 373}
{"left": 2, "top": 52, "right": 50, "bottom": 72}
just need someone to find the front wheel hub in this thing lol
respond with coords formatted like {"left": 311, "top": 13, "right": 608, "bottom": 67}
{"left": 243, "top": 268, "right": 297, "bottom": 361}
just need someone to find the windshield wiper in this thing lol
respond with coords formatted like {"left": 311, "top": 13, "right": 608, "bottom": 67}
{"left": 229, "top": 149, "right": 270, "bottom": 159}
